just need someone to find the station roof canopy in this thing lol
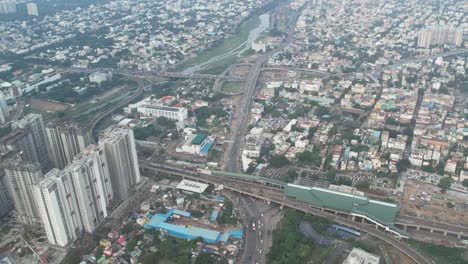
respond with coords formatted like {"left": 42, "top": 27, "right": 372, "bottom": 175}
{"left": 177, "top": 179, "right": 208, "bottom": 193}
{"left": 285, "top": 184, "right": 399, "bottom": 225}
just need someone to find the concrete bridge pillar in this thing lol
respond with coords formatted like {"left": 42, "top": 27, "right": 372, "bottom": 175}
{"left": 444, "top": 231, "right": 447, "bottom": 236}
{"left": 403, "top": 225, "right": 407, "bottom": 232}
{"left": 457, "top": 233, "right": 462, "bottom": 239}
{"left": 430, "top": 228, "right": 434, "bottom": 233}
{"left": 416, "top": 226, "right": 420, "bottom": 231}
{"left": 361, "top": 217, "right": 365, "bottom": 224}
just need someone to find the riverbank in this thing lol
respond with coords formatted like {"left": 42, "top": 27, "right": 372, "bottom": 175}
{"left": 170, "top": 12, "right": 270, "bottom": 74}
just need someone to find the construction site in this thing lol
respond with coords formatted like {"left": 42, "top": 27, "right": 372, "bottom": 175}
{"left": 400, "top": 180, "right": 468, "bottom": 226}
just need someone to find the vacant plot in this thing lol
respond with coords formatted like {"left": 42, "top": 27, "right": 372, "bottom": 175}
{"left": 30, "top": 98, "right": 70, "bottom": 112}
{"left": 408, "top": 239, "right": 467, "bottom": 264}
{"left": 230, "top": 65, "right": 252, "bottom": 78}
{"left": 400, "top": 180, "right": 468, "bottom": 225}
{"left": 221, "top": 81, "right": 244, "bottom": 94}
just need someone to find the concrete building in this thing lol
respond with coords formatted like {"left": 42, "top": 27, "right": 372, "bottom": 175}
{"left": 24, "top": 71, "right": 61, "bottom": 94}
{"left": 63, "top": 145, "right": 113, "bottom": 232}
{"left": 99, "top": 127, "right": 140, "bottom": 201}
{"left": 0, "top": 129, "right": 40, "bottom": 165}
{"left": 417, "top": 26, "right": 464, "bottom": 48}
{"left": 26, "top": 3, "right": 38, "bottom": 16}
{"left": 137, "top": 105, "right": 188, "bottom": 122}
{"left": 343, "top": 248, "right": 380, "bottom": 264}
{"left": 3, "top": 160, "right": 43, "bottom": 225}
{"left": 0, "top": 169, "right": 12, "bottom": 219}
{"left": 46, "top": 121, "right": 92, "bottom": 169}
{"left": 89, "top": 71, "right": 112, "bottom": 85}
{"left": 33, "top": 169, "right": 82, "bottom": 247}
{"left": 12, "top": 114, "right": 50, "bottom": 170}
{"left": 0, "top": 0, "right": 16, "bottom": 15}
{"left": 0, "top": 93, "right": 9, "bottom": 124}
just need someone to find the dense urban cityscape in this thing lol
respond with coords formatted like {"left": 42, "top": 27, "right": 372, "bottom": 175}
{"left": 0, "top": 0, "right": 467, "bottom": 263}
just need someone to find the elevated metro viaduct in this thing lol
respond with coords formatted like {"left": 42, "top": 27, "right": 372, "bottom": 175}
{"left": 140, "top": 161, "right": 468, "bottom": 264}
{"left": 140, "top": 162, "right": 468, "bottom": 240}
{"left": 139, "top": 162, "right": 445, "bottom": 264}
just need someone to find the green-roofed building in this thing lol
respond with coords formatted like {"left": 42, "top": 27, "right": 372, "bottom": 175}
{"left": 284, "top": 183, "right": 399, "bottom": 226}
{"left": 191, "top": 133, "right": 207, "bottom": 145}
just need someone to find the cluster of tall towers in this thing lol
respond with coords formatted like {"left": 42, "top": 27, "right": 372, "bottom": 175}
{"left": 0, "top": 113, "right": 141, "bottom": 247}
{"left": 417, "top": 26, "right": 463, "bottom": 49}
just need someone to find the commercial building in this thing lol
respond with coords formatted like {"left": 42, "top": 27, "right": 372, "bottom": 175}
{"left": 99, "top": 127, "right": 140, "bottom": 201}
{"left": 3, "top": 160, "right": 43, "bottom": 225}
{"left": 343, "top": 248, "right": 380, "bottom": 264}
{"left": 89, "top": 71, "right": 112, "bottom": 85}
{"left": 33, "top": 169, "right": 82, "bottom": 247}
{"left": 128, "top": 96, "right": 188, "bottom": 123}
{"left": 26, "top": 3, "right": 38, "bottom": 16}
{"left": 23, "top": 71, "right": 61, "bottom": 94}
{"left": 46, "top": 120, "right": 92, "bottom": 169}
{"left": 138, "top": 105, "right": 188, "bottom": 122}
{"left": 0, "top": 93, "right": 9, "bottom": 124}
{"left": 12, "top": 114, "right": 50, "bottom": 170}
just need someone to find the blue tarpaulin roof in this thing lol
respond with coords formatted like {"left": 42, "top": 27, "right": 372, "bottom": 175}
{"left": 144, "top": 209, "right": 232, "bottom": 244}
{"left": 209, "top": 210, "right": 219, "bottom": 222}
{"left": 229, "top": 229, "right": 244, "bottom": 239}
{"left": 200, "top": 140, "right": 214, "bottom": 154}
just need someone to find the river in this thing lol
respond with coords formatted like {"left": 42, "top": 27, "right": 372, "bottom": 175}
{"left": 182, "top": 13, "right": 270, "bottom": 74}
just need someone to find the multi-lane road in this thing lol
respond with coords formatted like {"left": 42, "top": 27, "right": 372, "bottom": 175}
{"left": 223, "top": 55, "right": 268, "bottom": 172}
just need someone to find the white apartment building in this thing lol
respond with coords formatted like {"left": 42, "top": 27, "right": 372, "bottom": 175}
{"left": 46, "top": 121, "right": 92, "bottom": 169}
{"left": 137, "top": 105, "right": 188, "bottom": 122}
{"left": 12, "top": 114, "right": 50, "bottom": 170}
{"left": 0, "top": 93, "right": 8, "bottom": 124}
{"left": 99, "top": 127, "right": 140, "bottom": 201}
{"left": 0, "top": 170, "right": 12, "bottom": 219}
{"left": 34, "top": 169, "right": 82, "bottom": 247}
{"left": 0, "top": 0, "right": 16, "bottom": 14}
{"left": 26, "top": 3, "right": 38, "bottom": 16}
{"left": 64, "top": 145, "right": 113, "bottom": 233}
{"left": 417, "top": 26, "right": 464, "bottom": 48}
{"left": 4, "top": 160, "right": 43, "bottom": 225}
{"left": 89, "top": 71, "right": 112, "bottom": 85}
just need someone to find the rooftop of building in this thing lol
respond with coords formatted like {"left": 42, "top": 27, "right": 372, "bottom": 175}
{"left": 176, "top": 179, "right": 208, "bottom": 194}
{"left": 191, "top": 133, "right": 207, "bottom": 145}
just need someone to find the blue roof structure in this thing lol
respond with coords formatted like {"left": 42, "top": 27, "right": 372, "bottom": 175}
{"left": 209, "top": 210, "right": 219, "bottom": 222}
{"left": 229, "top": 229, "right": 244, "bottom": 239}
{"left": 330, "top": 224, "right": 361, "bottom": 236}
{"left": 200, "top": 140, "right": 214, "bottom": 155}
{"left": 144, "top": 209, "right": 232, "bottom": 244}
{"left": 173, "top": 209, "right": 191, "bottom": 218}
